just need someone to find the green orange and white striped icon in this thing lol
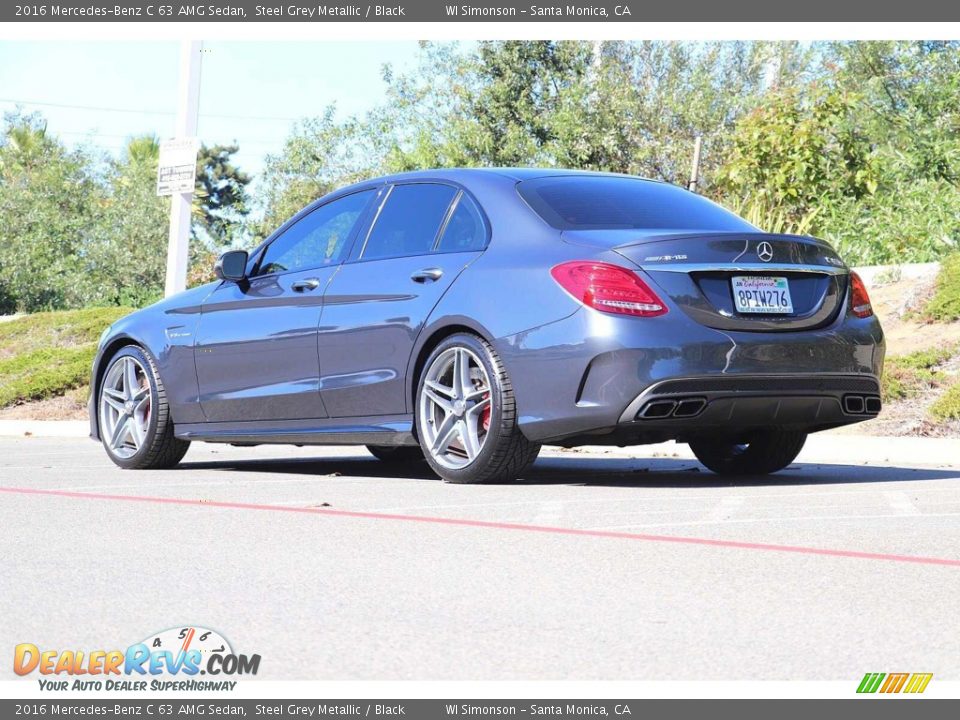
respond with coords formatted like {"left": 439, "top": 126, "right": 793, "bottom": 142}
{"left": 857, "top": 672, "right": 933, "bottom": 694}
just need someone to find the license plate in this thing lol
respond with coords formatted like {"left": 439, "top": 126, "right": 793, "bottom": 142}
{"left": 731, "top": 276, "right": 793, "bottom": 314}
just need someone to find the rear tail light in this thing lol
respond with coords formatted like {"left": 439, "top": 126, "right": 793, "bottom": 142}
{"left": 849, "top": 271, "right": 873, "bottom": 318}
{"left": 550, "top": 261, "right": 667, "bottom": 317}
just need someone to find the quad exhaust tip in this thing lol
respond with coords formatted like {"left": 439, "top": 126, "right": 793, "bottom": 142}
{"left": 638, "top": 394, "right": 881, "bottom": 420}
{"left": 844, "top": 394, "right": 882, "bottom": 416}
{"left": 637, "top": 397, "right": 706, "bottom": 420}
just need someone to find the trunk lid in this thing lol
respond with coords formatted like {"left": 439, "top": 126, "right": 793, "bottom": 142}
{"left": 563, "top": 230, "right": 849, "bottom": 332}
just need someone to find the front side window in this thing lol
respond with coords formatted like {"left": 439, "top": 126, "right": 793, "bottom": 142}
{"left": 361, "top": 183, "right": 458, "bottom": 261}
{"left": 436, "top": 193, "right": 487, "bottom": 252}
{"left": 257, "top": 190, "right": 374, "bottom": 276}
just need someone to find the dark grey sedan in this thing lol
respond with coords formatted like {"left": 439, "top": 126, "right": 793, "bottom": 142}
{"left": 89, "top": 169, "right": 885, "bottom": 482}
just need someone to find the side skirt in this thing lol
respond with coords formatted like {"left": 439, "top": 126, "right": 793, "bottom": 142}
{"left": 174, "top": 414, "right": 418, "bottom": 447}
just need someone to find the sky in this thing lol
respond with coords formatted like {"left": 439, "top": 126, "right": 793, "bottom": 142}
{"left": 0, "top": 40, "right": 428, "bottom": 177}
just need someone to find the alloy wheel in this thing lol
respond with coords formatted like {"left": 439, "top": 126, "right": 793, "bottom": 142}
{"left": 418, "top": 346, "right": 492, "bottom": 470}
{"left": 99, "top": 356, "right": 152, "bottom": 459}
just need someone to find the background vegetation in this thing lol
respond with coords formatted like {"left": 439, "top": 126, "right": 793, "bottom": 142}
{"left": 0, "top": 306, "right": 131, "bottom": 406}
{"left": 2, "top": 40, "right": 960, "bottom": 314}
{"left": 0, "top": 117, "right": 249, "bottom": 313}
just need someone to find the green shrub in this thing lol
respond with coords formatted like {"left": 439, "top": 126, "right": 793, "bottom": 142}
{"left": 930, "top": 380, "right": 960, "bottom": 421}
{"left": 815, "top": 180, "right": 960, "bottom": 266}
{"left": 0, "top": 307, "right": 132, "bottom": 407}
{"left": 922, "top": 253, "right": 960, "bottom": 323}
{"left": 0, "top": 346, "right": 95, "bottom": 406}
{"left": 881, "top": 344, "right": 957, "bottom": 400}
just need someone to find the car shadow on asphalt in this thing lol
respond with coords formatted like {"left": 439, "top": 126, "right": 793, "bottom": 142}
{"left": 520, "top": 456, "right": 960, "bottom": 488}
{"left": 175, "top": 452, "right": 960, "bottom": 489}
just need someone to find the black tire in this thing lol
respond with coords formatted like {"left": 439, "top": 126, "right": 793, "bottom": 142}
{"left": 98, "top": 345, "right": 190, "bottom": 470}
{"left": 366, "top": 445, "right": 425, "bottom": 463}
{"left": 415, "top": 333, "right": 540, "bottom": 484}
{"left": 689, "top": 429, "right": 807, "bottom": 476}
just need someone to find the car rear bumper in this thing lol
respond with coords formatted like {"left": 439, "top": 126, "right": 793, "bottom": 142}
{"left": 496, "top": 305, "right": 885, "bottom": 444}
{"left": 617, "top": 372, "right": 880, "bottom": 436}
{"left": 619, "top": 374, "right": 881, "bottom": 424}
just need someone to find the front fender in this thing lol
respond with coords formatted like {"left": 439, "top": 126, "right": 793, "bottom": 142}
{"left": 88, "top": 285, "right": 215, "bottom": 441}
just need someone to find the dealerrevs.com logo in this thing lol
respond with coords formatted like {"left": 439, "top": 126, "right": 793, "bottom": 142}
{"left": 14, "top": 626, "right": 260, "bottom": 692}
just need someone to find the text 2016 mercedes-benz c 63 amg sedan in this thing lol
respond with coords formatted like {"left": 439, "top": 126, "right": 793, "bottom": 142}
{"left": 90, "top": 169, "right": 885, "bottom": 482}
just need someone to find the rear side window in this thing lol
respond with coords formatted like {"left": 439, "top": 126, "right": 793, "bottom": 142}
{"left": 436, "top": 193, "right": 487, "bottom": 252}
{"left": 517, "top": 176, "right": 756, "bottom": 232}
{"left": 361, "top": 183, "right": 458, "bottom": 260}
{"left": 257, "top": 189, "right": 374, "bottom": 275}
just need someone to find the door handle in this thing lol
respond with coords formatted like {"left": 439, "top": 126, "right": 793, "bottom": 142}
{"left": 411, "top": 267, "right": 443, "bottom": 283}
{"left": 291, "top": 278, "right": 320, "bottom": 292}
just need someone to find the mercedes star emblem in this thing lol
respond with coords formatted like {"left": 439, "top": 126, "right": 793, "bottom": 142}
{"left": 757, "top": 241, "right": 774, "bottom": 262}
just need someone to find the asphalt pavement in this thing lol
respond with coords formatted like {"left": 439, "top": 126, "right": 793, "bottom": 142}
{"left": 2, "top": 431, "right": 959, "bottom": 680}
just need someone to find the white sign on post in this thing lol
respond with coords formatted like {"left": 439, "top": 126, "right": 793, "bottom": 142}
{"left": 156, "top": 137, "right": 199, "bottom": 196}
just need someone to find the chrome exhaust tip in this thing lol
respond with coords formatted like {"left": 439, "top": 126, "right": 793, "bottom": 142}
{"left": 673, "top": 398, "right": 707, "bottom": 418}
{"left": 843, "top": 395, "right": 866, "bottom": 414}
{"left": 638, "top": 399, "right": 677, "bottom": 419}
{"left": 637, "top": 397, "right": 707, "bottom": 420}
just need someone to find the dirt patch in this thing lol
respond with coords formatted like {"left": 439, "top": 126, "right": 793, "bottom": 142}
{"left": 867, "top": 270, "right": 960, "bottom": 356}
{"left": 0, "top": 387, "right": 88, "bottom": 421}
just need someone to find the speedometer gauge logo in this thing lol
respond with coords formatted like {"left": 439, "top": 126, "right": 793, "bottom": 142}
{"left": 142, "top": 626, "right": 233, "bottom": 668}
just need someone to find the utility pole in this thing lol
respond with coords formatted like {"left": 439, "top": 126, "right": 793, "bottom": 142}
{"left": 164, "top": 40, "right": 202, "bottom": 298}
{"left": 688, "top": 135, "right": 703, "bottom": 193}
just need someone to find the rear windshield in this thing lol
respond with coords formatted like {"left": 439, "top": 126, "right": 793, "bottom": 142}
{"left": 517, "top": 176, "right": 755, "bottom": 232}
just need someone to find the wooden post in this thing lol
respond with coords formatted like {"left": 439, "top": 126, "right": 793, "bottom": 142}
{"left": 688, "top": 135, "right": 703, "bottom": 193}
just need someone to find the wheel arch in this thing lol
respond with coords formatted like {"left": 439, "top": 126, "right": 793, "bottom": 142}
{"left": 89, "top": 335, "right": 158, "bottom": 441}
{"left": 406, "top": 317, "right": 496, "bottom": 416}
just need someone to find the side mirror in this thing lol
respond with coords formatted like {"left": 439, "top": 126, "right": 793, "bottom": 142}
{"left": 214, "top": 250, "right": 248, "bottom": 282}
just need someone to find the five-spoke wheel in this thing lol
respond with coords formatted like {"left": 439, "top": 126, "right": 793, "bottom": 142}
{"left": 99, "top": 355, "right": 152, "bottom": 459}
{"left": 415, "top": 333, "right": 540, "bottom": 483}
{"left": 98, "top": 346, "right": 190, "bottom": 469}
{"left": 418, "top": 346, "right": 492, "bottom": 470}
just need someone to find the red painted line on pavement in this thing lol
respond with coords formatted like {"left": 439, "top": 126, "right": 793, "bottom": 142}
{"left": 2, "top": 485, "right": 959, "bottom": 567}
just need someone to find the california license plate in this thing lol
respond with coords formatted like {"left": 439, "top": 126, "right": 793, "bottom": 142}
{"left": 731, "top": 276, "right": 793, "bottom": 314}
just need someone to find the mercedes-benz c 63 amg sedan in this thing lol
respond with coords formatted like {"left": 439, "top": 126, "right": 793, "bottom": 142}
{"left": 90, "top": 169, "right": 884, "bottom": 482}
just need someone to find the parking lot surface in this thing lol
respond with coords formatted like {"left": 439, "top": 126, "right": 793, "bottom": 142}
{"left": 2, "top": 433, "right": 959, "bottom": 680}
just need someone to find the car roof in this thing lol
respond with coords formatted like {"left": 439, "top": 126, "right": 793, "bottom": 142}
{"left": 361, "top": 167, "right": 664, "bottom": 185}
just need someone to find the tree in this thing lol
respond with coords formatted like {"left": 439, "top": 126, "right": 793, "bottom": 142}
{"left": 256, "top": 41, "right": 820, "bottom": 227}
{"left": 713, "top": 42, "right": 960, "bottom": 263}
{"left": 0, "top": 112, "right": 100, "bottom": 313}
{"left": 715, "top": 83, "right": 879, "bottom": 218}
{"left": 255, "top": 107, "right": 383, "bottom": 238}
{"left": 195, "top": 143, "right": 251, "bottom": 248}
{"left": 83, "top": 134, "right": 169, "bottom": 308}
{"left": 830, "top": 41, "right": 960, "bottom": 183}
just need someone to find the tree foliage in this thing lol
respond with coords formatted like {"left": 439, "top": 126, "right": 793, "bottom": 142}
{"left": 0, "top": 112, "right": 99, "bottom": 312}
{"left": 259, "top": 41, "right": 959, "bottom": 264}
{"left": 196, "top": 143, "right": 251, "bottom": 247}
{"left": 83, "top": 135, "right": 170, "bottom": 308}
{"left": 0, "top": 120, "right": 250, "bottom": 313}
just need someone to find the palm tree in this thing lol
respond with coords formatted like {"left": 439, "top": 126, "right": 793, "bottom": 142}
{"left": 0, "top": 116, "right": 51, "bottom": 171}
{"left": 124, "top": 134, "right": 160, "bottom": 167}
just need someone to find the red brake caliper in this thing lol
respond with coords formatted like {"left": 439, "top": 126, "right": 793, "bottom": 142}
{"left": 140, "top": 375, "right": 150, "bottom": 423}
{"left": 481, "top": 392, "right": 491, "bottom": 432}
